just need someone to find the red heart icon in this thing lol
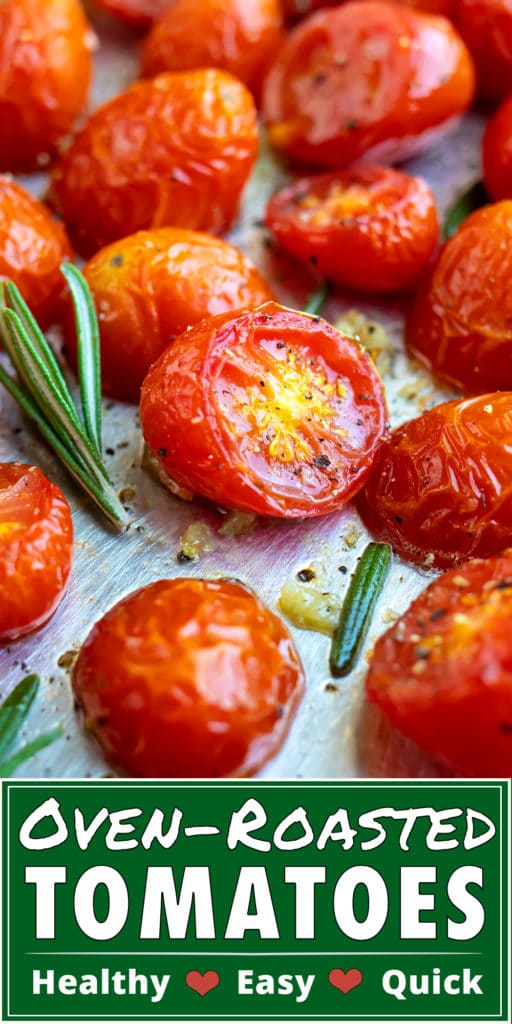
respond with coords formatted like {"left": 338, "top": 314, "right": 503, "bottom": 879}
{"left": 185, "top": 970, "right": 220, "bottom": 996}
{"left": 328, "top": 968, "right": 363, "bottom": 994}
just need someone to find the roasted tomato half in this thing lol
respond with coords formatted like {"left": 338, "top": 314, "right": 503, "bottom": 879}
{"left": 262, "top": 0, "right": 475, "bottom": 167}
{"left": 483, "top": 96, "right": 512, "bottom": 201}
{"left": 0, "top": 179, "right": 71, "bottom": 329}
{"left": 141, "top": 0, "right": 284, "bottom": 99}
{"left": 49, "top": 69, "right": 258, "bottom": 257}
{"left": 73, "top": 577, "right": 304, "bottom": 777}
{"left": 0, "top": 464, "right": 73, "bottom": 642}
{"left": 407, "top": 202, "right": 512, "bottom": 393}
{"left": 357, "top": 393, "right": 512, "bottom": 570}
{"left": 455, "top": 0, "right": 512, "bottom": 101}
{"left": 140, "top": 302, "right": 387, "bottom": 518}
{"left": 62, "top": 228, "right": 273, "bottom": 403}
{"left": 366, "top": 551, "right": 512, "bottom": 777}
{"left": 0, "top": 0, "right": 93, "bottom": 172}
{"left": 266, "top": 167, "right": 439, "bottom": 292}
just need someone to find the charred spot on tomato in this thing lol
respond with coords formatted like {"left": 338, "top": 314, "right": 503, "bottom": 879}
{"left": 109, "top": 253, "right": 124, "bottom": 267}
{"left": 313, "top": 454, "right": 330, "bottom": 468}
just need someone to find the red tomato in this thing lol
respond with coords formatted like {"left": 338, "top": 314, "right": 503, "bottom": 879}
{"left": 483, "top": 95, "right": 512, "bottom": 201}
{"left": 0, "top": 464, "right": 73, "bottom": 641}
{"left": 49, "top": 69, "right": 258, "bottom": 257}
{"left": 140, "top": 302, "right": 388, "bottom": 518}
{"left": 407, "top": 202, "right": 512, "bottom": 393}
{"left": 0, "top": 179, "right": 71, "bottom": 329}
{"left": 0, "top": 0, "right": 93, "bottom": 172}
{"left": 140, "top": 0, "right": 284, "bottom": 99}
{"left": 366, "top": 551, "right": 512, "bottom": 776}
{"left": 265, "top": 167, "right": 439, "bottom": 292}
{"left": 282, "top": 0, "right": 454, "bottom": 18}
{"left": 72, "top": 577, "right": 305, "bottom": 777}
{"left": 262, "top": 1, "right": 475, "bottom": 167}
{"left": 357, "top": 393, "right": 512, "bottom": 569}
{"left": 90, "top": 0, "right": 171, "bottom": 27}
{"left": 455, "top": 0, "right": 512, "bottom": 101}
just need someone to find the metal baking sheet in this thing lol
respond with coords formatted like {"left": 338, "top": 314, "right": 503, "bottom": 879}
{"left": 0, "top": 10, "right": 485, "bottom": 779}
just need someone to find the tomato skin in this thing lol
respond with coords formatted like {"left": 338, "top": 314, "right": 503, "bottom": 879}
{"left": 0, "top": 179, "right": 71, "bottom": 330}
{"left": 407, "top": 202, "right": 512, "bottom": 393}
{"left": 282, "top": 0, "right": 454, "bottom": 19}
{"left": 72, "top": 577, "right": 304, "bottom": 777}
{"left": 49, "top": 70, "right": 258, "bottom": 257}
{"left": 483, "top": 96, "right": 512, "bottom": 201}
{"left": 366, "top": 551, "right": 512, "bottom": 776}
{"left": 265, "top": 167, "right": 439, "bottom": 292}
{"left": 0, "top": 0, "right": 93, "bottom": 172}
{"left": 90, "top": 0, "right": 170, "bottom": 26}
{"left": 140, "top": 302, "right": 387, "bottom": 518}
{"left": 140, "top": 0, "right": 284, "bottom": 99}
{"left": 357, "top": 393, "right": 512, "bottom": 570}
{"left": 0, "top": 464, "right": 73, "bottom": 642}
{"left": 455, "top": 0, "right": 512, "bottom": 101}
{"left": 262, "top": 1, "right": 475, "bottom": 167}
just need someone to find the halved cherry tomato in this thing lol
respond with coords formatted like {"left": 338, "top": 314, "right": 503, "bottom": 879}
{"left": 0, "top": 179, "right": 71, "bottom": 329}
{"left": 483, "top": 96, "right": 512, "bottom": 201}
{"left": 62, "top": 228, "right": 274, "bottom": 403}
{"left": 455, "top": 0, "right": 512, "bottom": 101}
{"left": 0, "top": 0, "right": 93, "bottom": 172}
{"left": 0, "top": 464, "right": 73, "bottom": 641}
{"left": 90, "top": 0, "right": 170, "bottom": 27}
{"left": 262, "top": 1, "right": 475, "bottom": 167}
{"left": 73, "top": 577, "right": 305, "bottom": 777}
{"left": 140, "top": 0, "right": 284, "bottom": 100}
{"left": 407, "top": 202, "right": 512, "bottom": 393}
{"left": 140, "top": 302, "right": 388, "bottom": 518}
{"left": 265, "top": 167, "right": 439, "bottom": 292}
{"left": 366, "top": 550, "right": 512, "bottom": 776}
{"left": 49, "top": 69, "right": 258, "bottom": 257}
{"left": 357, "top": 393, "right": 512, "bottom": 569}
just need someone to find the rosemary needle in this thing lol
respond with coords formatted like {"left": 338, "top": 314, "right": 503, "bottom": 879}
{"left": 303, "top": 280, "right": 331, "bottom": 317}
{"left": 330, "top": 542, "right": 392, "bottom": 677}
{"left": 0, "top": 675, "right": 62, "bottom": 777}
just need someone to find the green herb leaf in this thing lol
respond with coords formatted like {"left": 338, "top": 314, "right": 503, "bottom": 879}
{"left": 0, "top": 727, "right": 63, "bottom": 777}
{"left": 0, "top": 675, "right": 40, "bottom": 761}
{"left": 443, "top": 181, "right": 488, "bottom": 240}
{"left": 303, "top": 280, "right": 331, "bottom": 317}
{"left": 61, "top": 262, "right": 102, "bottom": 455}
{"left": 330, "top": 542, "right": 392, "bottom": 677}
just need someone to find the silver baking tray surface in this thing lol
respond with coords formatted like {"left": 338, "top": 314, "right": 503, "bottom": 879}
{"left": 0, "top": 9, "right": 485, "bottom": 780}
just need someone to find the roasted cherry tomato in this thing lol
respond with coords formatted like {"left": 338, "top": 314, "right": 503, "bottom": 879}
{"left": 62, "top": 228, "right": 274, "bottom": 403}
{"left": 262, "top": 1, "right": 475, "bottom": 167}
{"left": 455, "top": 0, "right": 512, "bottom": 101}
{"left": 141, "top": 0, "right": 284, "bottom": 99}
{"left": 0, "top": 464, "right": 73, "bottom": 641}
{"left": 282, "top": 0, "right": 454, "bottom": 18}
{"left": 483, "top": 96, "right": 512, "bottom": 201}
{"left": 73, "top": 577, "right": 304, "bottom": 777}
{"left": 90, "top": 0, "right": 170, "bottom": 27}
{"left": 0, "top": 0, "right": 93, "bottom": 172}
{"left": 140, "top": 302, "right": 387, "bottom": 518}
{"left": 266, "top": 167, "right": 439, "bottom": 292}
{"left": 407, "top": 202, "right": 512, "bottom": 393}
{"left": 0, "top": 179, "right": 71, "bottom": 329}
{"left": 357, "top": 393, "right": 512, "bottom": 569}
{"left": 49, "top": 69, "right": 258, "bottom": 257}
{"left": 366, "top": 550, "right": 512, "bottom": 776}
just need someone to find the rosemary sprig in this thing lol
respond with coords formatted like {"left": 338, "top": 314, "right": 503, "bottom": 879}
{"left": 330, "top": 542, "right": 392, "bottom": 677}
{"left": 303, "top": 280, "right": 331, "bottom": 317}
{"left": 443, "top": 181, "right": 488, "bottom": 240}
{"left": 0, "top": 675, "right": 62, "bottom": 777}
{"left": 0, "top": 267, "right": 129, "bottom": 531}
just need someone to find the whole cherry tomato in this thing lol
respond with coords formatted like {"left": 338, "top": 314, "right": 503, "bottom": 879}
{"left": 0, "top": 0, "right": 93, "bottom": 172}
{"left": 265, "top": 167, "right": 439, "bottom": 292}
{"left": 262, "top": 1, "right": 475, "bottom": 167}
{"left": 357, "top": 393, "right": 512, "bottom": 569}
{"left": 141, "top": 0, "right": 284, "bottom": 100}
{"left": 90, "top": 0, "right": 171, "bottom": 27}
{"left": 62, "top": 228, "right": 274, "bottom": 403}
{"left": 0, "top": 464, "right": 73, "bottom": 642}
{"left": 282, "top": 0, "right": 454, "bottom": 18}
{"left": 140, "top": 302, "right": 388, "bottom": 518}
{"left": 407, "top": 202, "right": 512, "bottom": 393}
{"left": 483, "top": 96, "right": 512, "bottom": 201}
{"left": 49, "top": 69, "right": 258, "bottom": 257}
{"left": 366, "top": 550, "right": 512, "bottom": 776}
{"left": 455, "top": 0, "right": 512, "bottom": 101}
{"left": 0, "top": 179, "right": 71, "bottom": 329}
{"left": 72, "top": 577, "right": 305, "bottom": 777}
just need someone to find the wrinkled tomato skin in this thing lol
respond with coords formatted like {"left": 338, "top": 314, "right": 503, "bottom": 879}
{"left": 266, "top": 167, "right": 439, "bottom": 292}
{"left": 141, "top": 0, "right": 284, "bottom": 99}
{"left": 483, "top": 96, "right": 512, "bottom": 201}
{"left": 407, "top": 202, "right": 512, "bottom": 393}
{"left": 62, "top": 228, "right": 274, "bottom": 403}
{"left": 90, "top": 0, "right": 170, "bottom": 27}
{"left": 366, "top": 551, "right": 512, "bottom": 777}
{"left": 73, "top": 577, "right": 305, "bottom": 778}
{"left": 0, "top": 464, "right": 73, "bottom": 642}
{"left": 455, "top": 0, "right": 512, "bottom": 101}
{"left": 282, "top": 0, "right": 453, "bottom": 18}
{"left": 357, "top": 393, "right": 512, "bottom": 570}
{"left": 0, "top": 0, "right": 93, "bottom": 172}
{"left": 262, "top": 1, "right": 475, "bottom": 167}
{"left": 49, "top": 69, "right": 258, "bottom": 258}
{"left": 0, "top": 179, "right": 72, "bottom": 330}
{"left": 140, "top": 302, "right": 387, "bottom": 518}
